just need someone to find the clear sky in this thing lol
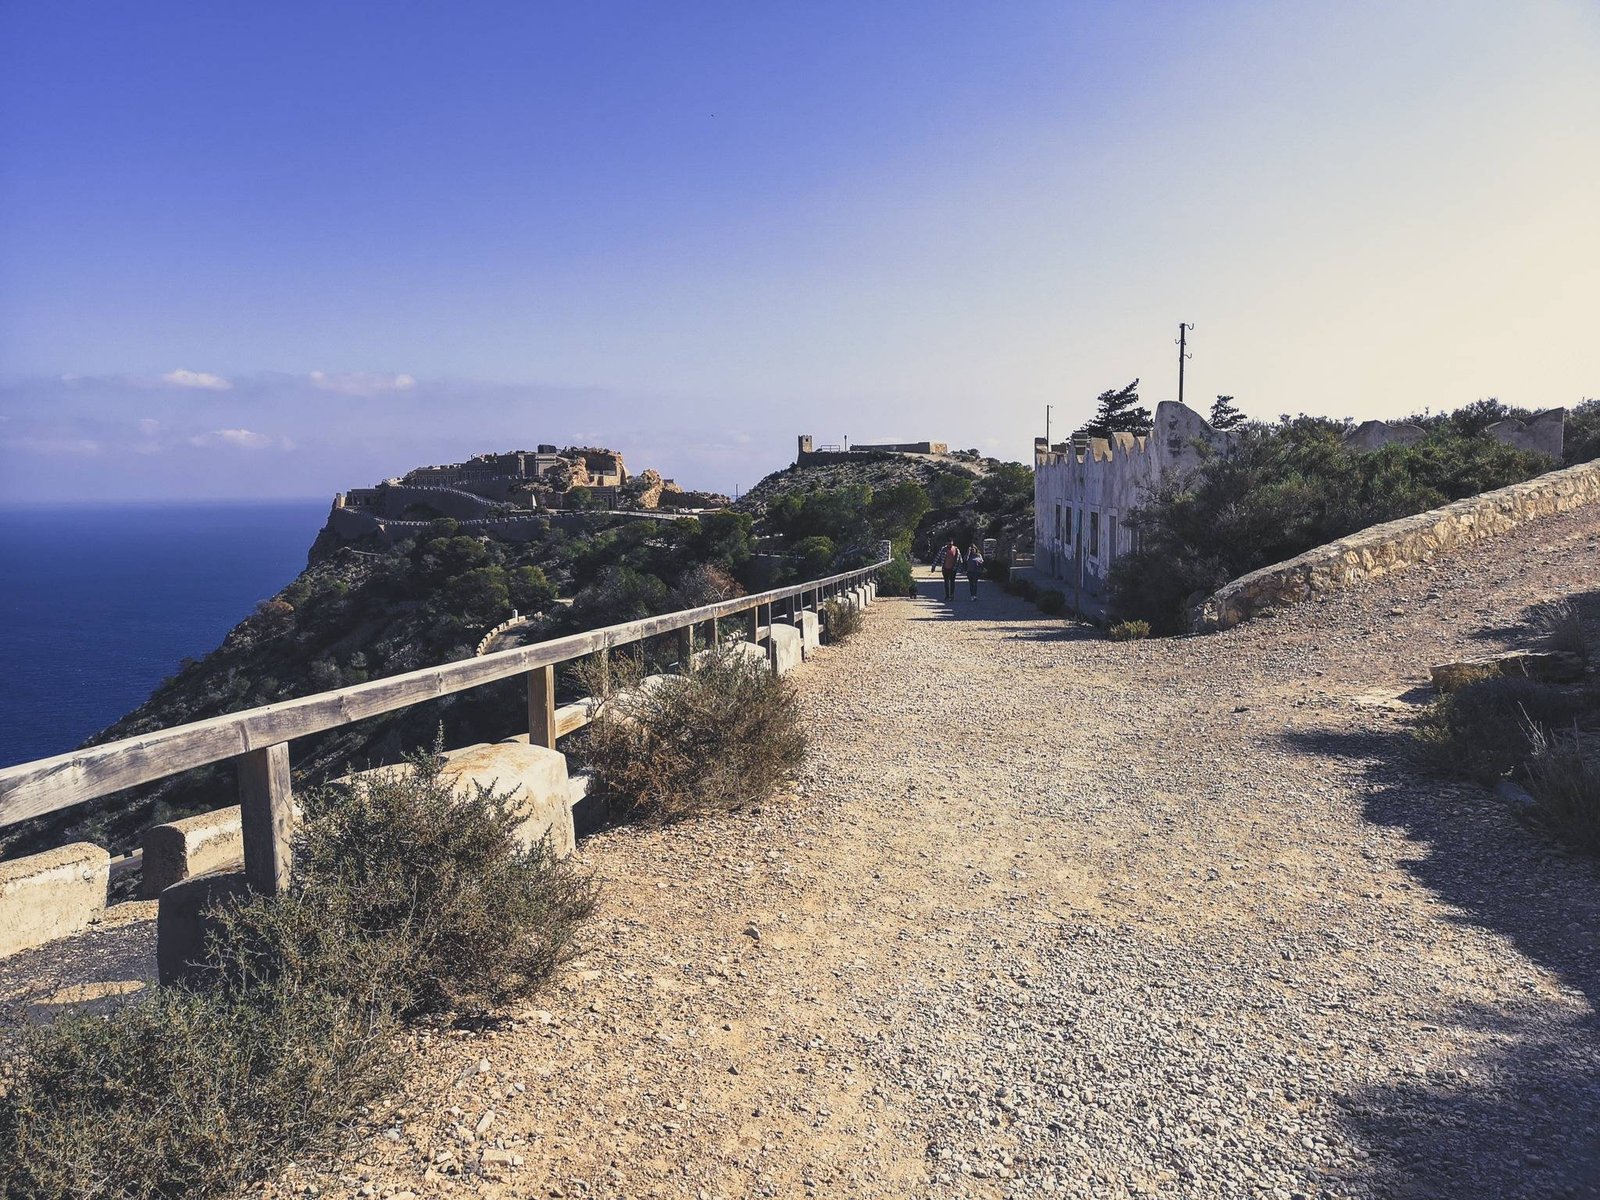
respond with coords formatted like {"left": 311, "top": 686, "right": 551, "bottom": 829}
{"left": 2, "top": 1, "right": 1596, "bottom": 502}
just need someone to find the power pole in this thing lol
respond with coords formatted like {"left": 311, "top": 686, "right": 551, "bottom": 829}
{"left": 1045, "top": 404, "right": 1053, "bottom": 447}
{"left": 1176, "top": 322, "right": 1194, "bottom": 407}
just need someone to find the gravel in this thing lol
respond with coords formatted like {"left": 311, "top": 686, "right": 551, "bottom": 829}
{"left": 23, "top": 511, "right": 1600, "bottom": 1199}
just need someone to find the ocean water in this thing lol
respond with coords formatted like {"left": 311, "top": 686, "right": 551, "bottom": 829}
{"left": 0, "top": 501, "right": 329, "bottom": 768}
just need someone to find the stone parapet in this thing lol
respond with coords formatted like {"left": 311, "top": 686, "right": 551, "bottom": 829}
{"left": 347, "top": 741, "right": 576, "bottom": 859}
{"left": 0, "top": 843, "right": 110, "bottom": 956}
{"left": 768, "top": 623, "right": 803, "bottom": 675}
{"left": 1190, "top": 460, "right": 1600, "bottom": 633}
{"left": 142, "top": 805, "right": 245, "bottom": 898}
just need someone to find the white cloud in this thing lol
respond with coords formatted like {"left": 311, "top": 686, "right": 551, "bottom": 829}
{"left": 161, "top": 368, "right": 232, "bottom": 391}
{"left": 308, "top": 370, "right": 416, "bottom": 397}
{"left": 188, "top": 428, "right": 293, "bottom": 450}
{"left": 137, "top": 418, "right": 161, "bottom": 436}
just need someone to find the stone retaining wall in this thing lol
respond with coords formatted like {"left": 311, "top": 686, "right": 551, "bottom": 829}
{"left": 1189, "top": 459, "right": 1600, "bottom": 633}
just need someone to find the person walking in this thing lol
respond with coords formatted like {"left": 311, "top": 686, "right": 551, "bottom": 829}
{"left": 965, "top": 542, "right": 984, "bottom": 600}
{"left": 934, "top": 537, "right": 963, "bottom": 601}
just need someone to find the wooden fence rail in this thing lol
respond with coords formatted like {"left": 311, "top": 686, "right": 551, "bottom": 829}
{"left": 0, "top": 561, "right": 886, "bottom": 893}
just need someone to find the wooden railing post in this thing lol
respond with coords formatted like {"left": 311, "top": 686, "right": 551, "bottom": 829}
{"left": 239, "top": 743, "right": 293, "bottom": 895}
{"left": 528, "top": 665, "right": 556, "bottom": 748}
{"left": 678, "top": 625, "right": 696, "bottom": 673}
{"left": 748, "top": 605, "right": 761, "bottom": 642}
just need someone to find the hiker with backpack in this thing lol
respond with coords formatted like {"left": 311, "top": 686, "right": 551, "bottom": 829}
{"left": 933, "top": 538, "right": 963, "bottom": 601}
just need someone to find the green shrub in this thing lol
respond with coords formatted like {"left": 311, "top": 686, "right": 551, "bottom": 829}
{"left": 1413, "top": 676, "right": 1581, "bottom": 782}
{"left": 1110, "top": 410, "right": 1554, "bottom": 632}
{"left": 212, "top": 749, "right": 597, "bottom": 1017}
{"left": 577, "top": 648, "right": 807, "bottom": 823}
{"left": 1523, "top": 728, "right": 1600, "bottom": 856}
{"left": 0, "top": 748, "right": 597, "bottom": 1200}
{"left": 1036, "top": 589, "right": 1066, "bottom": 616}
{"left": 0, "top": 979, "right": 398, "bottom": 1200}
{"left": 1108, "top": 619, "right": 1151, "bottom": 641}
{"left": 877, "top": 558, "right": 915, "bottom": 596}
{"left": 822, "top": 597, "right": 863, "bottom": 643}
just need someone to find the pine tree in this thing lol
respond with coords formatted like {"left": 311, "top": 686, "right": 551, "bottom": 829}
{"left": 1080, "top": 380, "right": 1151, "bottom": 438}
{"left": 1209, "top": 394, "right": 1246, "bottom": 431}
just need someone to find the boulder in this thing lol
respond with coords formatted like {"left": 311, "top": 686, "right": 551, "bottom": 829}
{"left": 1430, "top": 650, "right": 1586, "bottom": 693}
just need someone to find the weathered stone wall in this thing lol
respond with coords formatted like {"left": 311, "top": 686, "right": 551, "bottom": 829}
{"left": 1033, "top": 401, "right": 1235, "bottom": 610}
{"left": 0, "top": 843, "right": 110, "bottom": 956}
{"left": 1189, "top": 459, "right": 1600, "bottom": 633}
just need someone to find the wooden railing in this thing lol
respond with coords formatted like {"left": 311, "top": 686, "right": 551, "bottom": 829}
{"left": 0, "top": 561, "right": 888, "bottom": 894}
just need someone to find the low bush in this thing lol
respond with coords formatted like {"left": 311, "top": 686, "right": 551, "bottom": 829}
{"left": 212, "top": 749, "right": 598, "bottom": 1018}
{"left": 0, "top": 982, "right": 398, "bottom": 1200}
{"left": 0, "top": 746, "right": 596, "bottom": 1200}
{"left": 578, "top": 648, "right": 807, "bottom": 823}
{"left": 1523, "top": 727, "right": 1600, "bottom": 856}
{"left": 1413, "top": 676, "right": 1581, "bottom": 782}
{"left": 822, "top": 597, "right": 863, "bottom": 643}
{"left": 1108, "top": 619, "right": 1151, "bottom": 641}
{"left": 1110, "top": 411, "right": 1554, "bottom": 633}
{"left": 877, "top": 558, "right": 915, "bottom": 597}
{"left": 1036, "top": 589, "right": 1066, "bottom": 616}
{"left": 1533, "top": 600, "right": 1590, "bottom": 661}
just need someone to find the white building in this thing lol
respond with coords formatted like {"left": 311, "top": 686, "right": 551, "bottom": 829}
{"left": 1032, "top": 401, "right": 1233, "bottom": 615}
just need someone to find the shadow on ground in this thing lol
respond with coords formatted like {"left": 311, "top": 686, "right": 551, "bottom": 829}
{"left": 903, "top": 580, "right": 1106, "bottom": 643}
{"left": 1276, "top": 710, "right": 1600, "bottom": 1198}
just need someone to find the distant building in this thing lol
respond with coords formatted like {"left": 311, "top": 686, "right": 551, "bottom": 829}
{"left": 795, "top": 435, "right": 949, "bottom": 466}
{"left": 1032, "top": 401, "right": 1234, "bottom": 613}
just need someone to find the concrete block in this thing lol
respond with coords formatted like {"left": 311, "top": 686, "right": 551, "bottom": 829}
{"left": 348, "top": 741, "right": 575, "bottom": 859}
{"left": 767, "top": 622, "right": 803, "bottom": 674}
{"left": 0, "top": 843, "right": 110, "bottom": 958}
{"left": 157, "top": 867, "right": 250, "bottom": 984}
{"left": 728, "top": 640, "right": 770, "bottom": 669}
{"left": 142, "top": 805, "right": 245, "bottom": 898}
{"left": 796, "top": 609, "right": 821, "bottom": 658}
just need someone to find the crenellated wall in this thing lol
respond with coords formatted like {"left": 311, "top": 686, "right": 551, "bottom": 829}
{"left": 1032, "top": 401, "right": 1235, "bottom": 614}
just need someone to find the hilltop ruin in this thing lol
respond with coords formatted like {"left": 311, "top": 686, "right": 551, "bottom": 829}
{"left": 323, "top": 446, "right": 729, "bottom": 546}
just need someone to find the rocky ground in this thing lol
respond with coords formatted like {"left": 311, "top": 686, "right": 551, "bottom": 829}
{"left": 10, "top": 509, "right": 1600, "bottom": 1199}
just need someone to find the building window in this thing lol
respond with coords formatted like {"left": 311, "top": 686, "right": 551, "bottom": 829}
{"left": 1089, "top": 511, "right": 1100, "bottom": 557}
{"left": 1108, "top": 514, "right": 1118, "bottom": 562}
{"left": 1054, "top": 503, "right": 1062, "bottom": 542}
{"left": 1064, "top": 506, "right": 1073, "bottom": 545}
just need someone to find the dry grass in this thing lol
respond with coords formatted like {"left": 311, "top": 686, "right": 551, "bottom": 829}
{"left": 1412, "top": 676, "right": 1582, "bottom": 783}
{"left": 1532, "top": 599, "right": 1590, "bottom": 661}
{"left": 1524, "top": 726, "right": 1600, "bottom": 856}
{"left": 1108, "top": 620, "right": 1152, "bottom": 642}
{"left": 821, "top": 597, "right": 863, "bottom": 643}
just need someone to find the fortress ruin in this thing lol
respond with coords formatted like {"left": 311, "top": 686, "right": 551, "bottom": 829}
{"left": 324, "top": 445, "right": 728, "bottom": 546}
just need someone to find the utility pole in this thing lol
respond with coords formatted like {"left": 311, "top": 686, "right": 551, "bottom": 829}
{"left": 1045, "top": 404, "right": 1053, "bottom": 447}
{"left": 1176, "top": 322, "right": 1194, "bottom": 407}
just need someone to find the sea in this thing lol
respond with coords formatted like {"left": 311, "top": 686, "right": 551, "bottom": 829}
{"left": 0, "top": 500, "right": 329, "bottom": 768}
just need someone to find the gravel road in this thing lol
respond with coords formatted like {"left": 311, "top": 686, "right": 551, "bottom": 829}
{"left": 22, "top": 510, "right": 1600, "bottom": 1200}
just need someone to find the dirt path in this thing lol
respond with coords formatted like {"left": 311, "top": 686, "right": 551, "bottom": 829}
{"left": 32, "top": 512, "right": 1600, "bottom": 1200}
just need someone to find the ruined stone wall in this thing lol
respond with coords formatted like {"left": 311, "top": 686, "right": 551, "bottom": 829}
{"left": 1189, "top": 458, "right": 1600, "bottom": 632}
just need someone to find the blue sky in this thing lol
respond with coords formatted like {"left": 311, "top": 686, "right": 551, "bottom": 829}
{"left": 2, "top": 1, "right": 1596, "bottom": 501}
